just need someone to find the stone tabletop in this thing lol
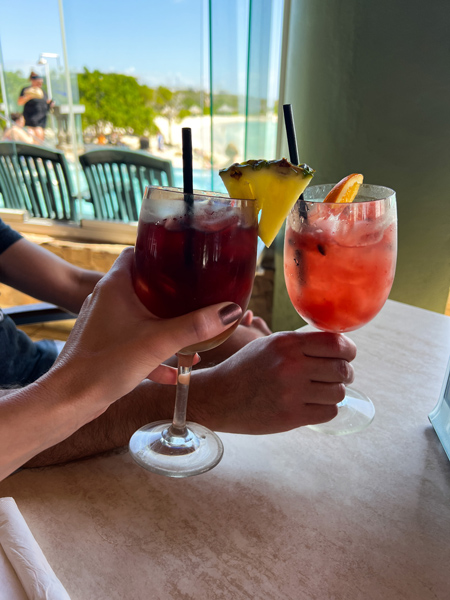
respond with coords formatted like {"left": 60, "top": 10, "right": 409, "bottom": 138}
{"left": 1, "top": 300, "right": 450, "bottom": 600}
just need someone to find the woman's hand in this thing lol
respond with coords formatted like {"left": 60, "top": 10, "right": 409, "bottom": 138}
{"left": 45, "top": 247, "right": 242, "bottom": 420}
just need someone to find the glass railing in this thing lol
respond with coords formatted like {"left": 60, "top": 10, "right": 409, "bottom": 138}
{"left": 0, "top": 0, "right": 284, "bottom": 225}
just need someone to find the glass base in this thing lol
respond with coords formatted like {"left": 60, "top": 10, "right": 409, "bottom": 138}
{"left": 308, "top": 387, "right": 375, "bottom": 436}
{"left": 129, "top": 420, "right": 224, "bottom": 478}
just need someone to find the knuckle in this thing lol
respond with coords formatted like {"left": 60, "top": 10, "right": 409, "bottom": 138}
{"left": 346, "top": 363, "right": 355, "bottom": 384}
{"left": 335, "top": 383, "right": 347, "bottom": 402}
{"left": 328, "top": 333, "right": 357, "bottom": 360}
{"left": 343, "top": 336, "right": 357, "bottom": 360}
{"left": 336, "top": 359, "right": 351, "bottom": 381}
{"left": 268, "top": 331, "right": 292, "bottom": 353}
{"left": 191, "top": 311, "right": 212, "bottom": 342}
{"left": 80, "top": 292, "right": 93, "bottom": 310}
{"left": 94, "top": 273, "right": 114, "bottom": 297}
{"left": 330, "top": 333, "right": 347, "bottom": 355}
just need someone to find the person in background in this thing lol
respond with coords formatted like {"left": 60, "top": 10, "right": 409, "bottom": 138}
{"left": 17, "top": 71, "right": 54, "bottom": 143}
{"left": 139, "top": 136, "right": 150, "bottom": 151}
{"left": 225, "top": 142, "right": 239, "bottom": 166}
{"left": 110, "top": 131, "right": 124, "bottom": 146}
{"left": 1, "top": 113, "right": 36, "bottom": 144}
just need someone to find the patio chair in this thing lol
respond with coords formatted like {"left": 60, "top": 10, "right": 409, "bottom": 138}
{"left": 0, "top": 142, "right": 77, "bottom": 221}
{"left": 78, "top": 147, "right": 174, "bottom": 221}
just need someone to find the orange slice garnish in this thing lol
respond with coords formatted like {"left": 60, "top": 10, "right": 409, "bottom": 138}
{"left": 323, "top": 173, "right": 364, "bottom": 203}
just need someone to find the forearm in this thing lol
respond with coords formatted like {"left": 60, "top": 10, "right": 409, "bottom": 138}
{"left": 23, "top": 355, "right": 259, "bottom": 471}
{"left": 26, "top": 267, "right": 102, "bottom": 314}
{"left": 24, "top": 369, "right": 222, "bottom": 469}
{"left": 24, "top": 379, "right": 175, "bottom": 467}
{"left": 59, "top": 269, "right": 104, "bottom": 313}
{"left": 0, "top": 238, "right": 103, "bottom": 313}
{"left": 22, "top": 267, "right": 103, "bottom": 314}
{"left": 0, "top": 375, "right": 98, "bottom": 480}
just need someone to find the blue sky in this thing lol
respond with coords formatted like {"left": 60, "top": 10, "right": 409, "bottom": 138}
{"left": 0, "top": 0, "right": 282, "bottom": 99}
{"left": 1, "top": 0, "right": 205, "bottom": 88}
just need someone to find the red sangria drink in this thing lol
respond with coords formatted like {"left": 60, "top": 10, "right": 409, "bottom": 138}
{"left": 134, "top": 192, "right": 258, "bottom": 353}
{"left": 129, "top": 186, "right": 258, "bottom": 478}
{"left": 284, "top": 183, "right": 397, "bottom": 435}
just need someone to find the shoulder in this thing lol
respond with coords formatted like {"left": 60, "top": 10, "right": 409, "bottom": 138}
{"left": 0, "top": 219, "right": 22, "bottom": 255}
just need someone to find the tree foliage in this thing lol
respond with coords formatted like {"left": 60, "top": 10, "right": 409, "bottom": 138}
{"left": 0, "top": 71, "right": 30, "bottom": 112}
{"left": 76, "top": 71, "right": 213, "bottom": 140}
{"left": 77, "top": 69, "right": 159, "bottom": 136}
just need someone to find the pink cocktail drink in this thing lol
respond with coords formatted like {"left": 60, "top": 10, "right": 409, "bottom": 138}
{"left": 285, "top": 198, "right": 397, "bottom": 332}
{"left": 283, "top": 183, "right": 397, "bottom": 435}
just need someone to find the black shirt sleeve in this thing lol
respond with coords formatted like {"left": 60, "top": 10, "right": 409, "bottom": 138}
{"left": 0, "top": 218, "right": 22, "bottom": 254}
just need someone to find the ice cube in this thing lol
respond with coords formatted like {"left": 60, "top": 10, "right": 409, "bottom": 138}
{"left": 164, "top": 215, "right": 189, "bottom": 231}
{"left": 334, "top": 218, "right": 386, "bottom": 247}
{"left": 192, "top": 206, "right": 239, "bottom": 232}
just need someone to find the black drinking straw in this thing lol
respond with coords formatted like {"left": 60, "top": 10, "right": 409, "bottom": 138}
{"left": 182, "top": 127, "right": 194, "bottom": 197}
{"left": 283, "top": 104, "right": 299, "bottom": 165}
{"left": 283, "top": 103, "right": 306, "bottom": 212}
{"left": 182, "top": 128, "right": 194, "bottom": 264}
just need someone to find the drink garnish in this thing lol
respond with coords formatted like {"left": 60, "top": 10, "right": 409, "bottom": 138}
{"left": 323, "top": 173, "right": 364, "bottom": 203}
{"left": 219, "top": 158, "right": 315, "bottom": 247}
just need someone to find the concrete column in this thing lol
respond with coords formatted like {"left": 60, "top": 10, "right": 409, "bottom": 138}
{"left": 273, "top": 0, "right": 450, "bottom": 331}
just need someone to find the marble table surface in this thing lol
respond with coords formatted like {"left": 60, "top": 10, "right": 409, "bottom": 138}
{"left": 1, "top": 300, "right": 450, "bottom": 600}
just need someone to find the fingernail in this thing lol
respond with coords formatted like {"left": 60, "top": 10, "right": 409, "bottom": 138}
{"left": 218, "top": 303, "right": 242, "bottom": 326}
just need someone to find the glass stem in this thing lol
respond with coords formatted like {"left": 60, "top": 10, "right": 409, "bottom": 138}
{"left": 169, "top": 353, "right": 194, "bottom": 437}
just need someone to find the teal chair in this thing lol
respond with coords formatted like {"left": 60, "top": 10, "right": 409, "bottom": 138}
{"left": 0, "top": 142, "right": 77, "bottom": 220}
{"left": 79, "top": 147, "right": 174, "bottom": 221}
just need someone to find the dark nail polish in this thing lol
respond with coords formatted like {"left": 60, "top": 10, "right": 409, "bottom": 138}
{"left": 219, "top": 303, "right": 242, "bottom": 326}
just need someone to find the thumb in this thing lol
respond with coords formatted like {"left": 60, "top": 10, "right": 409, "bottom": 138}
{"left": 150, "top": 302, "right": 243, "bottom": 360}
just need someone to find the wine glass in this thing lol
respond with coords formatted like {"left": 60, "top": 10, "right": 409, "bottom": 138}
{"left": 284, "top": 183, "right": 397, "bottom": 435}
{"left": 129, "top": 186, "right": 258, "bottom": 476}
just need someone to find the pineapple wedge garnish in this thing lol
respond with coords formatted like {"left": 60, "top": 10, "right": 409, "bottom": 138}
{"left": 219, "top": 158, "right": 314, "bottom": 247}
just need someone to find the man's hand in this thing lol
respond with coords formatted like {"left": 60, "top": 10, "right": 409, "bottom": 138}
{"left": 23, "top": 321, "right": 357, "bottom": 469}
{"left": 196, "top": 309, "right": 272, "bottom": 368}
{"left": 189, "top": 330, "right": 357, "bottom": 434}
